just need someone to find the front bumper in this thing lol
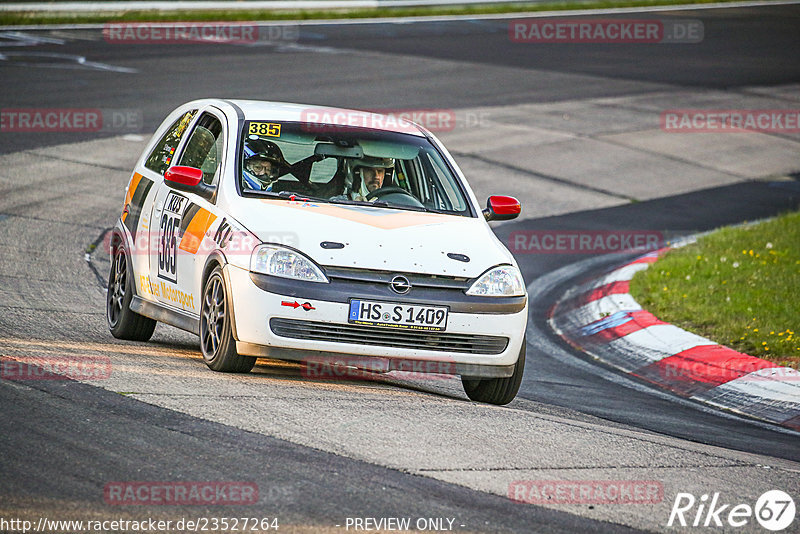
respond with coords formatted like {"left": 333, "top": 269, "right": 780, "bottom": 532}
{"left": 225, "top": 264, "right": 528, "bottom": 376}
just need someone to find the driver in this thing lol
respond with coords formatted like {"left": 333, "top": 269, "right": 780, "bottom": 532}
{"left": 243, "top": 138, "right": 289, "bottom": 191}
{"left": 349, "top": 156, "right": 395, "bottom": 201}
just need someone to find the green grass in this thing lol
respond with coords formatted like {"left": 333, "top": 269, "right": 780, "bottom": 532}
{"left": 629, "top": 211, "right": 800, "bottom": 366}
{"left": 0, "top": 0, "right": 758, "bottom": 26}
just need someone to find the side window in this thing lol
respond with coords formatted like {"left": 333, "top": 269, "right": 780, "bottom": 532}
{"left": 144, "top": 110, "right": 197, "bottom": 175}
{"left": 178, "top": 113, "right": 224, "bottom": 185}
{"left": 426, "top": 153, "right": 465, "bottom": 211}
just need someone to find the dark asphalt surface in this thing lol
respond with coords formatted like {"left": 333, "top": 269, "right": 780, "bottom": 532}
{"left": 495, "top": 180, "right": 800, "bottom": 462}
{"left": 2, "top": 4, "right": 799, "bottom": 155}
{"left": 305, "top": 7, "right": 800, "bottom": 88}
{"left": 1, "top": 365, "right": 634, "bottom": 533}
{"left": 1, "top": 4, "right": 799, "bottom": 532}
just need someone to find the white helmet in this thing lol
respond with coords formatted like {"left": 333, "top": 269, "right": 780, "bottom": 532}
{"left": 347, "top": 156, "right": 394, "bottom": 198}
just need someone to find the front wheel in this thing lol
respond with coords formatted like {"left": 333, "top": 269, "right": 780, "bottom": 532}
{"left": 461, "top": 337, "right": 526, "bottom": 405}
{"left": 200, "top": 266, "right": 255, "bottom": 373}
{"left": 107, "top": 245, "right": 156, "bottom": 341}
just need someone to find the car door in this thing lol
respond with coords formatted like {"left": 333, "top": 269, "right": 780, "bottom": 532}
{"left": 148, "top": 109, "right": 227, "bottom": 316}
{"left": 123, "top": 107, "right": 197, "bottom": 304}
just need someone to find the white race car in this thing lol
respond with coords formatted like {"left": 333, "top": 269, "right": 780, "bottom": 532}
{"left": 107, "top": 99, "right": 528, "bottom": 404}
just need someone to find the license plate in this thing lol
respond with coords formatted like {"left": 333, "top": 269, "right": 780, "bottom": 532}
{"left": 348, "top": 299, "right": 448, "bottom": 331}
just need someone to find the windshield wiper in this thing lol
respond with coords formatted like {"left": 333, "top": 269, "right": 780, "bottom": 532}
{"left": 394, "top": 205, "right": 453, "bottom": 214}
{"left": 244, "top": 190, "right": 331, "bottom": 204}
{"left": 249, "top": 192, "right": 454, "bottom": 215}
{"left": 417, "top": 206, "right": 452, "bottom": 215}
{"left": 327, "top": 197, "right": 380, "bottom": 206}
{"left": 326, "top": 198, "right": 451, "bottom": 214}
{"left": 327, "top": 198, "right": 397, "bottom": 209}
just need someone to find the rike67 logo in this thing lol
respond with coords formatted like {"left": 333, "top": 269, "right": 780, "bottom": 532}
{"left": 667, "top": 490, "right": 795, "bottom": 531}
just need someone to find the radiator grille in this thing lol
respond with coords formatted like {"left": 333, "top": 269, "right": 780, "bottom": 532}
{"left": 269, "top": 318, "right": 508, "bottom": 355}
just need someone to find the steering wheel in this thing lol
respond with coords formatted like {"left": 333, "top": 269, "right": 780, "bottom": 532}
{"left": 366, "top": 186, "right": 422, "bottom": 207}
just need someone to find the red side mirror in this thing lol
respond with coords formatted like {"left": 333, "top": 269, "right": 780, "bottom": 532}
{"left": 484, "top": 195, "right": 521, "bottom": 222}
{"left": 165, "top": 166, "right": 203, "bottom": 187}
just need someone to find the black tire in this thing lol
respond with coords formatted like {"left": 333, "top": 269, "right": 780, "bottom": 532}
{"left": 200, "top": 266, "right": 255, "bottom": 373}
{"left": 461, "top": 337, "right": 526, "bottom": 405}
{"left": 107, "top": 244, "right": 157, "bottom": 341}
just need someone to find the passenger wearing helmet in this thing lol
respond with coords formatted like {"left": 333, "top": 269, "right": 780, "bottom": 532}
{"left": 243, "top": 138, "right": 288, "bottom": 191}
{"left": 349, "top": 156, "right": 395, "bottom": 201}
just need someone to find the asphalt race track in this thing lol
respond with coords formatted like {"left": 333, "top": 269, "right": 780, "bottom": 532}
{"left": 1, "top": 3, "right": 799, "bottom": 533}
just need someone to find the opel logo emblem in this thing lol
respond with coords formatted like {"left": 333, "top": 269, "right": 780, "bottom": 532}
{"left": 390, "top": 275, "right": 411, "bottom": 294}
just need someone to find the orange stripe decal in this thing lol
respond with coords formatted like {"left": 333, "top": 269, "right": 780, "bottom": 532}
{"left": 122, "top": 173, "right": 143, "bottom": 215}
{"left": 262, "top": 199, "right": 449, "bottom": 230}
{"left": 178, "top": 208, "right": 217, "bottom": 255}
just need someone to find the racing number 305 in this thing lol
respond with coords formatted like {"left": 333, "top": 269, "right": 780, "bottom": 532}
{"left": 159, "top": 213, "right": 178, "bottom": 279}
{"left": 158, "top": 192, "right": 185, "bottom": 283}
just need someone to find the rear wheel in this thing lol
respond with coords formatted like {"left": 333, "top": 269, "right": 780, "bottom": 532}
{"left": 461, "top": 337, "right": 526, "bottom": 405}
{"left": 107, "top": 245, "right": 156, "bottom": 341}
{"left": 200, "top": 266, "right": 255, "bottom": 373}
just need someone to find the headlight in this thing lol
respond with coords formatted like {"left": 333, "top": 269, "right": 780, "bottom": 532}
{"left": 466, "top": 265, "right": 525, "bottom": 297}
{"left": 250, "top": 245, "right": 328, "bottom": 283}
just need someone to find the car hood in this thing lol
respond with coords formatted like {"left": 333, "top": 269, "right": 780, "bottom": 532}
{"left": 236, "top": 199, "right": 514, "bottom": 278}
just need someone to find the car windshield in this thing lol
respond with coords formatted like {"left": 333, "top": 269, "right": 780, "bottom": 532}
{"left": 239, "top": 120, "right": 471, "bottom": 216}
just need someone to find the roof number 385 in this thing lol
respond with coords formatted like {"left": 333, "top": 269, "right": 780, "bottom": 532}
{"left": 248, "top": 122, "right": 281, "bottom": 137}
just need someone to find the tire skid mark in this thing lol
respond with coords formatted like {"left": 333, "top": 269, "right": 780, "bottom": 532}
{"left": 0, "top": 336, "right": 198, "bottom": 358}
{"left": 85, "top": 227, "right": 112, "bottom": 289}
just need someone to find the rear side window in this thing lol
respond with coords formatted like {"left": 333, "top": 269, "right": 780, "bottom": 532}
{"left": 177, "top": 113, "right": 224, "bottom": 185}
{"left": 144, "top": 110, "right": 197, "bottom": 175}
